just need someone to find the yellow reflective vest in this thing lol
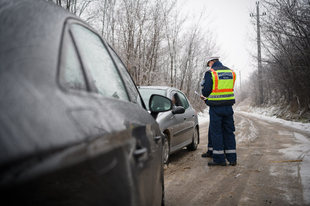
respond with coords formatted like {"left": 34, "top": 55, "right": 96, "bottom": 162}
{"left": 208, "top": 67, "right": 236, "bottom": 103}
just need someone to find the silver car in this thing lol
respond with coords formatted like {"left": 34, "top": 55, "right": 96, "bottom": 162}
{"left": 139, "top": 86, "right": 200, "bottom": 163}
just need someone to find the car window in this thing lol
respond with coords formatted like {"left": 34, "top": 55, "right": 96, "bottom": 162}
{"left": 139, "top": 89, "right": 166, "bottom": 110}
{"left": 59, "top": 32, "right": 87, "bottom": 91}
{"left": 109, "top": 47, "right": 143, "bottom": 106}
{"left": 171, "top": 92, "right": 182, "bottom": 107}
{"left": 70, "top": 24, "right": 129, "bottom": 101}
{"left": 177, "top": 92, "right": 189, "bottom": 109}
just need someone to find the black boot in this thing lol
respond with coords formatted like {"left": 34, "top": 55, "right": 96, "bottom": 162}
{"left": 208, "top": 161, "right": 227, "bottom": 166}
{"left": 201, "top": 152, "right": 212, "bottom": 158}
{"left": 229, "top": 161, "right": 237, "bottom": 166}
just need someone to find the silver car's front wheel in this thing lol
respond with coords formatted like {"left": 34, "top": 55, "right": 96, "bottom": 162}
{"left": 193, "top": 128, "right": 199, "bottom": 148}
{"left": 163, "top": 135, "right": 170, "bottom": 164}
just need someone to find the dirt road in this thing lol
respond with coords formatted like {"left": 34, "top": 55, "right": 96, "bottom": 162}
{"left": 164, "top": 111, "right": 310, "bottom": 206}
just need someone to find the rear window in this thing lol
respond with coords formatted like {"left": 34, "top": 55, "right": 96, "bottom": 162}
{"left": 139, "top": 89, "right": 166, "bottom": 110}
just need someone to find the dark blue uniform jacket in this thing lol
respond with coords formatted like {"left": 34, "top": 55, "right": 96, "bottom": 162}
{"left": 201, "top": 61, "right": 235, "bottom": 107}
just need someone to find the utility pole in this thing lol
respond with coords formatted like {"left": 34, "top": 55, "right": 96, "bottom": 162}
{"left": 250, "top": 1, "right": 266, "bottom": 105}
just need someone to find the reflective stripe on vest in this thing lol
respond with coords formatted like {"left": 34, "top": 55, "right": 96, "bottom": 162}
{"left": 208, "top": 94, "right": 234, "bottom": 98}
{"left": 208, "top": 68, "right": 236, "bottom": 101}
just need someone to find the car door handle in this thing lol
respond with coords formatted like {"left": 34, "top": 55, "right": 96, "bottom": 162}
{"left": 134, "top": 147, "right": 148, "bottom": 162}
{"left": 184, "top": 117, "right": 186, "bottom": 121}
{"left": 154, "top": 136, "right": 161, "bottom": 143}
{"left": 192, "top": 115, "right": 195, "bottom": 118}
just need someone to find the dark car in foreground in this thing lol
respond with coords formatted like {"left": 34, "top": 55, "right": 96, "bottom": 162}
{"left": 0, "top": 1, "right": 171, "bottom": 205}
{"left": 139, "top": 86, "right": 199, "bottom": 163}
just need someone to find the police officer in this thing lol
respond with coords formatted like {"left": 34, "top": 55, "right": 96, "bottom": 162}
{"left": 200, "top": 56, "right": 237, "bottom": 166}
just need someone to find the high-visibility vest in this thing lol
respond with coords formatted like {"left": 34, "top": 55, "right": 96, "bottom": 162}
{"left": 208, "top": 67, "right": 236, "bottom": 103}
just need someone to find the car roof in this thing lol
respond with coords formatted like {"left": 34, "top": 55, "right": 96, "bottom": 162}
{"left": 0, "top": 0, "right": 98, "bottom": 167}
{"left": 0, "top": 0, "right": 77, "bottom": 81}
{"left": 139, "top": 86, "right": 179, "bottom": 92}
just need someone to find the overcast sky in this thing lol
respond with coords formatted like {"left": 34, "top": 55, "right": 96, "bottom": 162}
{"left": 184, "top": 0, "right": 261, "bottom": 85}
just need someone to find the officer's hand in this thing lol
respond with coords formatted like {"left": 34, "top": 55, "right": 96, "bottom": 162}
{"left": 200, "top": 95, "right": 207, "bottom": 100}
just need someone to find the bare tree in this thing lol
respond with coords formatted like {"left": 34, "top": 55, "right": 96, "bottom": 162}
{"left": 50, "top": 0, "right": 219, "bottom": 112}
{"left": 246, "top": 0, "right": 310, "bottom": 113}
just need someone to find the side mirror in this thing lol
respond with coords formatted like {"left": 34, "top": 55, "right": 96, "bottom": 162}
{"left": 149, "top": 94, "right": 173, "bottom": 119}
{"left": 172, "top": 106, "right": 185, "bottom": 115}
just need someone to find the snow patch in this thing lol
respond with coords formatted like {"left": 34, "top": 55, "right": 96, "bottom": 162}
{"left": 198, "top": 109, "right": 209, "bottom": 125}
{"left": 278, "top": 134, "right": 310, "bottom": 205}
{"left": 235, "top": 173, "right": 242, "bottom": 178}
{"left": 236, "top": 115, "right": 258, "bottom": 143}
{"left": 236, "top": 111, "right": 310, "bottom": 134}
{"left": 278, "top": 131, "right": 292, "bottom": 136}
{"left": 294, "top": 132, "right": 310, "bottom": 144}
{"left": 235, "top": 100, "right": 309, "bottom": 123}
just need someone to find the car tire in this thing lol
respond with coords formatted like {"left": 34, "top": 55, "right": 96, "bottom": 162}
{"left": 187, "top": 127, "right": 199, "bottom": 151}
{"left": 163, "top": 134, "right": 170, "bottom": 164}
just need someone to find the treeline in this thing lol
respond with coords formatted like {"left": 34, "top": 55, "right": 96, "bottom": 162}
{"left": 247, "top": 0, "right": 310, "bottom": 113}
{"left": 49, "top": 0, "right": 217, "bottom": 111}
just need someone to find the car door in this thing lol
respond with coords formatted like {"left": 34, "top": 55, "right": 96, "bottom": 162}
{"left": 176, "top": 91, "right": 195, "bottom": 144}
{"left": 108, "top": 46, "right": 163, "bottom": 205}
{"left": 169, "top": 91, "right": 187, "bottom": 150}
{"left": 56, "top": 20, "right": 140, "bottom": 205}
{"left": 69, "top": 21, "right": 162, "bottom": 206}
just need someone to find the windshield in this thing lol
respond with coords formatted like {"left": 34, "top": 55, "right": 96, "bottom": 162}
{"left": 139, "top": 88, "right": 166, "bottom": 110}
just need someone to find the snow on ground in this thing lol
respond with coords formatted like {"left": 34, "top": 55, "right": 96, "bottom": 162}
{"left": 236, "top": 111, "right": 310, "bottom": 134}
{"left": 199, "top": 105, "right": 310, "bottom": 133}
{"left": 197, "top": 109, "right": 209, "bottom": 125}
{"left": 279, "top": 132, "right": 310, "bottom": 205}
{"left": 235, "top": 114, "right": 258, "bottom": 143}
{"left": 235, "top": 97, "right": 310, "bottom": 123}
{"left": 236, "top": 109, "right": 310, "bottom": 204}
